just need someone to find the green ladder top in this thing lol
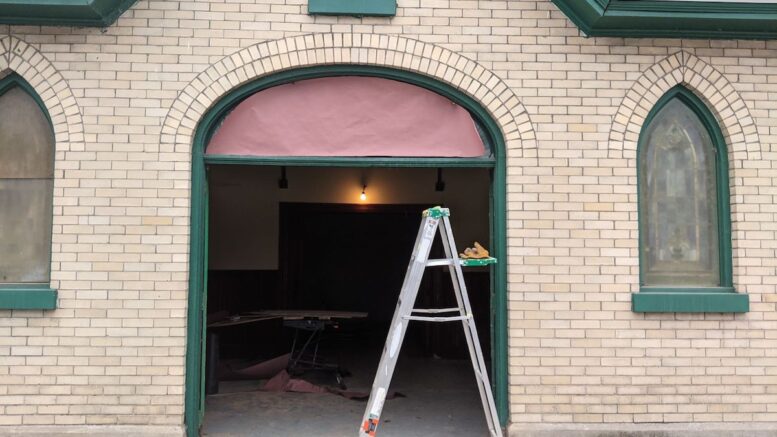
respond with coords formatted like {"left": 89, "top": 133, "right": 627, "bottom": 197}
{"left": 423, "top": 206, "right": 450, "bottom": 218}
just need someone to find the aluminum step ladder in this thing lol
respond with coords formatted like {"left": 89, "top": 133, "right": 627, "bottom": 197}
{"left": 359, "top": 207, "right": 503, "bottom": 437}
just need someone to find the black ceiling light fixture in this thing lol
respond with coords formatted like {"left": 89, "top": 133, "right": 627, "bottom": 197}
{"left": 435, "top": 168, "right": 445, "bottom": 192}
{"left": 278, "top": 166, "right": 288, "bottom": 189}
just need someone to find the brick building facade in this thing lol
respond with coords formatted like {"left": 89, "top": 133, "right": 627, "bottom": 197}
{"left": 0, "top": 1, "right": 775, "bottom": 436}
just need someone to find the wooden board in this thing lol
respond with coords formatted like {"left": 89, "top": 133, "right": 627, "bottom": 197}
{"left": 246, "top": 310, "right": 368, "bottom": 320}
{"left": 207, "top": 314, "right": 281, "bottom": 328}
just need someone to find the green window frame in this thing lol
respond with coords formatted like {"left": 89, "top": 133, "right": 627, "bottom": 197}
{"left": 633, "top": 86, "right": 748, "bottom": 313}
{"left": 0, "top": 74, "right": 57, "bottom": 311}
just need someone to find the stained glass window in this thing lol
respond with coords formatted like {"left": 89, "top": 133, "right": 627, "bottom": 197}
{"left": 639, "top": 96, "right": 721, "bottom": 287}
{"left": 0, "top": 80, "right": 54, "bottom": 284}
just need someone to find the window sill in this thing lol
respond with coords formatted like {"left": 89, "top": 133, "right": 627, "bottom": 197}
{"left": 0, "top": 287, "right": 57, "bottom": 310}
{"left": 632, "top": 287, "right": 748, "bottom": 313}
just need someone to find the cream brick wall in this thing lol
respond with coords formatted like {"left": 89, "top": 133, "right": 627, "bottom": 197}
{"left": 0, "top": 0, "right": 775, "bottom": 431}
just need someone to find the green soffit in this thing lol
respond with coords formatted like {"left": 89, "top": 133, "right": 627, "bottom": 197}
{"left": 551, "top": 0, "right": 777, "bottom": 40}
{"left": 0, "top": 0, "right": 137, "bottom": 27}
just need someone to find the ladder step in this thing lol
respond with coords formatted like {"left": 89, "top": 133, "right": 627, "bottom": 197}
{"left": 425, "top": 259, "right": 456, "bottom": 266}
{"left": 402, "top": 315, "right": 472, "bottom": 322}
{"left": 412, "top": 307, "right": 461, "bottom": 314}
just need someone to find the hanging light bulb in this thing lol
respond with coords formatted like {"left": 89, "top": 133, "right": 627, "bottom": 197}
{"left": 360, "top": 185, "right": 367, "bottom": 202}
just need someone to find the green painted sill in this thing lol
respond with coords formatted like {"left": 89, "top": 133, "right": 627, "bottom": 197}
{"left": 308, "top": 0, "right": 396, "bottom": 17}
{"left": 633, "top": 287, "right": 748, "bottom": 313}
{"left": 551, "top": 0, "right": 777, "bottom": 40}
{"left": 0, "top": 286, "right": 57, "bottom": 310}
{"left": 0, "top": 0, "right": 137, "bottom": 27}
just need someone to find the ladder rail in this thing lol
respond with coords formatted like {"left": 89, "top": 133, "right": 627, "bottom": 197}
{"left": 359, "top": 215, "right": 440, "bottom": 437}
{"left": 438, "top": 216, "right": 503, "bottom": 436}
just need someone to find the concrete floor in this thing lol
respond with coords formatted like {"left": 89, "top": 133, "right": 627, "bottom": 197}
{"left": 201, "top": 354, "right": 492, "bottom": 437}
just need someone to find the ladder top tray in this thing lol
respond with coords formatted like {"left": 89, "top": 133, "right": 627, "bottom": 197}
{"left": 460, "top": 257, "right": 497, "bottom": 267}
{"left": 426, "top": 257, "right": 497, "bottom": 267}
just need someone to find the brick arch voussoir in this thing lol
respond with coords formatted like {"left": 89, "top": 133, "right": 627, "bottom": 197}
{"left": 609, "top": 51, "right": 761, "bottom": 163}
{"left": 160, "top": 33, "right": 537, "bottom": 155}
{"left": 1, "top": 36, "right": 84, "bottom": 147}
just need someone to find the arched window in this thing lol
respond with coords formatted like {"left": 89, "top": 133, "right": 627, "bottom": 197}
{"left": 0, "top": 74, "right": 55, "bottom": 301}
{"left": 635, "top": 86, "right": 747, "bottom": 313}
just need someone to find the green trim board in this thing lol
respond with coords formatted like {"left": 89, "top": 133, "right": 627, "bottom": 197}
{"left": 186, "top": 65, "right": 510, "bottom": 436}
{"left": 0, "top": 0, "right": 137, "bottom": 27}
{"left": 204, "top": 155, "right": 495, "bottom": 168}
{"left": 0, "top": 73, "right": 53, "bottom": 128}
{"left": 0, "top": 74, "right": 57, "bottom": 311}
{"left": 551, "top": 0, "right": 777, "bottom": 39}
{"left": 308, "top": 0, "right": 396, "bottom": 16}
{"left": 634, "top": 85, "right": 745, "bottom": 313}
{"left": 0, "top": 287, "right": 57, "bottom": 310}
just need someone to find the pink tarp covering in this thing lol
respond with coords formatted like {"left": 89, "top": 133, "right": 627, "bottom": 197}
{"left": 206, "top": 76, "right": 486, "bottom": 157}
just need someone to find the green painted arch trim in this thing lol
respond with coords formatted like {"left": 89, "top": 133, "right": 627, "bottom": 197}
{"left": 0, "top": 0, "right": 137, "bottom": 27}
{"left": 0, "top": 73, "right": 54, "bottom": 128}
{"left": 634, "top": 85, "right": 744, "bottom": 313}
{"left": 186, "top": 65, "right": 509, "bottom": 436}
{"left": 0, "top": 74, "right": 57, "bottom": 310}
{"left": 551, "top": 0, "right": 777, "bottom": 39}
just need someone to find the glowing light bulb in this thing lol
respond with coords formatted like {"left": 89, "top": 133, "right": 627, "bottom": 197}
{"left": 360, "top": 186, "right": 367, "bottom": 202}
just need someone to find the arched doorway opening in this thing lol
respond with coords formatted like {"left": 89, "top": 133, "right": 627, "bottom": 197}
{"left": 185, "top": 66, "right": 508, "bottom": 436}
